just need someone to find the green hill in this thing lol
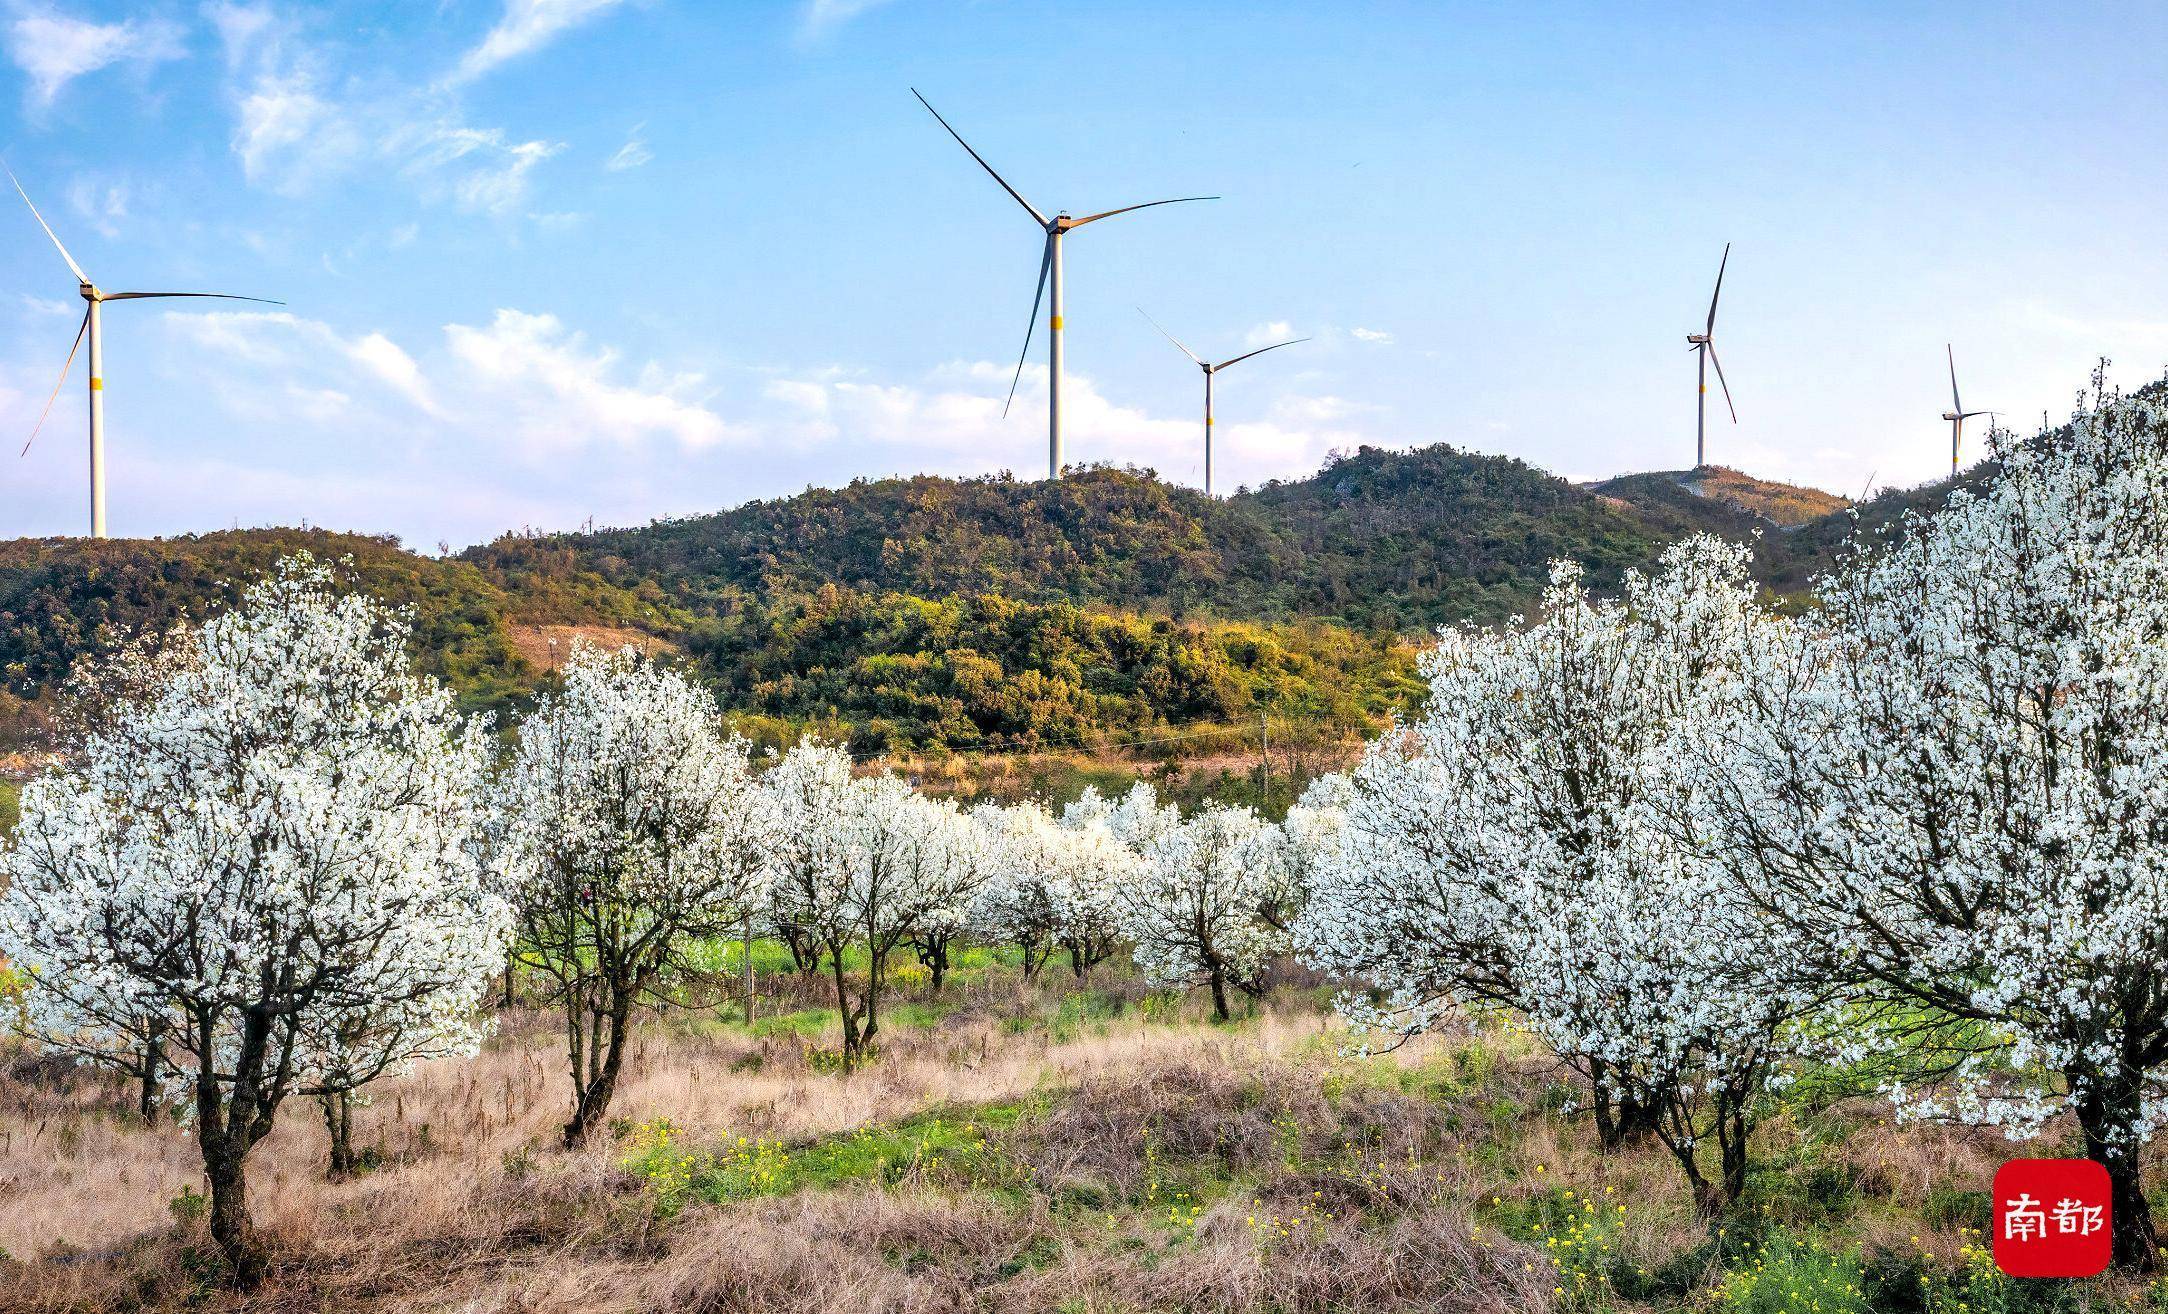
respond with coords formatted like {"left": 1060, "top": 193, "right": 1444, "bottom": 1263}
{"left": 0, "top": 444, "right": 1863, "bottom": 759}
{"left": 465, "top": 444, "right": 1844, "bottom": 632}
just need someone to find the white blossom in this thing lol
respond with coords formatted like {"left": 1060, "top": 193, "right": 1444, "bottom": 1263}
{"left": 497, "top": 643, "right": 773, "bottom": 1145}
{"left": 0, "top": 555, "right": 508, "bottom": 1279}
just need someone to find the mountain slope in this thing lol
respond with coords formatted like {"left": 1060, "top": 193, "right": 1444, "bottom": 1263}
{"left": 1588, "top": 466, "right": 1848, "bottom": 530}
{"left": 466, "top": 445, "right": 1854, "bottom": 632}
{"left": 0, "top": 444, "right": 1873, "bottom": 758}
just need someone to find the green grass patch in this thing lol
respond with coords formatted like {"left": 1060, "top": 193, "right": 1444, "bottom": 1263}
{"left": 1000, "top": 987, "right": 1140, "bottom": 1042}
{"left": 1711, "top": 1231, "right": 1871, "bottom": 1314}
{"left": 625, "top": 1101, "right": 1041, "bottom": 1215}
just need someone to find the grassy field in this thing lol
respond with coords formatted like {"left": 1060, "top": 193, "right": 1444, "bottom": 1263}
{"left": 0, "top": 955, "right": 2159, "bottom": 1314}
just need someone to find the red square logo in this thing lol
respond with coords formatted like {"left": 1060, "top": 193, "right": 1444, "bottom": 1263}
{"left": 1993, "top": 1159, "right": 2112, "bottom": 1278}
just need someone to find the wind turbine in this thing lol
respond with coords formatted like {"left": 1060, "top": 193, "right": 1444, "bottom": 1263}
{"left": 1138, "top": 309, "right": 1306, "bottom": 496}
{"left": 912, "top": 89, "right": 1215, "bottom": 480}
{"left": 1684, "top": 242, "right": 1735, "bottom": 468}
{"left": 1941, "top": 344, "right": 1996, "bottom": 475}
{"left": 9, "top": 168, "right": 280, "bottom": 538}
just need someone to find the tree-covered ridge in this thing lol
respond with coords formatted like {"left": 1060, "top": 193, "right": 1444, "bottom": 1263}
{"left": 0, "top": 531, "right": 1422, "bottom": 758}
{"left": 0, "top": 531, "right": 543, "bottom": 724}
{"left": 693, "top": 585, "right": 1423, "bottom": 755}
{"left": 472, "top": 468, "right": 1229, "bottom": 616}
{"left": 464, "top": 444, "right": 1841, "bottom": 633}
{"left": 0, "top": 442, "right": 1860, "bottom": 757}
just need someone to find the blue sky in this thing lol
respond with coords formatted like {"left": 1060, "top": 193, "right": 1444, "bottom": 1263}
{"left": 0, "top": 1, "right": 2163, "bottom": 549}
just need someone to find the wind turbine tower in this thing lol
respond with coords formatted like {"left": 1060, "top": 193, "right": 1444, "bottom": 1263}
{"left": 912, "top": 90, "right": 1215, "bottom": 480}
{"left": 1941, "top": 344, "right": 1997, "bottom": 475}
{"left": 9, "top": 169, "right": 280, "bottom": 538}
{"left": 1138, "top": 309, "right": 1306, "bottom": 496}
{"left": 1684, "top": 242, "right": 1736, "bottom": 467}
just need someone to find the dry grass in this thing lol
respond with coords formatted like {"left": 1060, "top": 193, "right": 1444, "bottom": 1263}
{"left": 0, "top": 984, "right": 2070, "bottom": 1314}
{"left": 505, "top": 625, "right": 675, "bottom": 672}
{"left": 0, "top": 991, "right": 1353, "bottom": 1287}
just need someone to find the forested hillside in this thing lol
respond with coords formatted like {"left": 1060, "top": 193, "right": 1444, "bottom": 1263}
{"left": 0, "top": 443, "right": 1858, "bottom": 757}
{"left": 466, "top": 444, "right": 1835, "bottom": 631}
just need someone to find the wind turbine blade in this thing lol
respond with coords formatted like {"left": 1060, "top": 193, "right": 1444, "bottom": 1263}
{"left": 1706, "top": 342, "right": 1738, "bottom": 422}
{"left": 1947, "top": 343, "right": 1961, "bottom": 412}
{"left": 6, "top": 165, "right": 87, "bottom": 284}
{"left": 1069, "top": 196, "right": 1218, "bottom": 226}
{"left": 1215, "top": 337, "right": 1310, "bottom": 370}
{"left": 1137, "top": 307, "right": 1201, "bottom": 364}
{"left": 911, "top": 89, "right": 1047, "bottom": 225}
{"left": 1004, "top": 236, "right": 1054, "bottom": 418}
{"left": 103, "top": 292, "right": 285, "bottom": 304}
{"left": 1705, "top": 241, "right": 1730, "bottom": 335}
{"left": 22, "top": 307, "right": 88, "bottom": 458}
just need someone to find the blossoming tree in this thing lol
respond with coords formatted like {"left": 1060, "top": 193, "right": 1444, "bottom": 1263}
{"left": 1682, "top": 387, "right": 2168, "bottom": 1263}
{"left": 498, "top": 645, "right": 773, "bottom": 1147}
{"left": 1122, "top": 797, "right": 1289, "bottom": 1020}
{"left": 0, "top": 557, "right": 508, "bottom": 1285}
{"left": 765, "top": 744, "right": 981, "bottom": 1063}
{"left": 970, "top": 801, "right": 1072, "bottom": 980}
{"left": 1299, "top": 538, "right": 1810, "bottom": 1212}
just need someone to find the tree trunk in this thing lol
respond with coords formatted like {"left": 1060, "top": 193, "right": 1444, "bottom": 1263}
{"left": 137, "top": 1019, "right": 165, "bottom": 1122}
{"left": 1663, "top": 1090, "right": 1750, "bottom": 1222}
{"left": 321, "top": 1089, "right": 357, "bottom": 1180}
{"left": 1715, "top": 1095, "right": 1749, "bottom": 1212}
{"left": 1208, "top": 965, "right": 1232, "bottom": 1022}
{"left": 1590, "top": 1062, "right": 1659, "bottom": 1150}
{"left": 199, "top": 1115, "right": 266, "bottom": 1287}
{"left": 2075, "top": 1068, "right": 2160, "bottom": 1270}
{"left": 562, "top": 995, "right": 634, "bottom": 1149}
{"left": 741, "top": 915, "right": 756, "bottom": 1025}
{"left": 829, "top": 946, "right": 864, "bottom": 1068}
{"left": 859, "top": 943, "right": 884, "bottom": 1056}
{"left": 784, "top": 925, "right": 822, "bottom": 977}
{"left": 205, "top": 1139, "right": 263, "bottom": 1286}
{"left": 918, "top": 936, "right": 949, "bottom": 994}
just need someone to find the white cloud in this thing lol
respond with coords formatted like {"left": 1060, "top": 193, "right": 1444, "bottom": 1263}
{"left": 210, "top": 6, "right": 569, "bottom": 220}
{"left": 174, "top": 307, "right": 742, "bottom": 454}
{"left": 1351, "top": 326, "right": 1394, "bottom": 344}
{"left": 232, "top": 70, "right": 357, "bottom": 190}
{"left": 797, "top": 0, "right": 894, "bottom": 44}
{"left": 204, "top": 2, "right": 274, "bottom": 67}
{"left": 216, "top": 9, "right": 368, "bottom": 196}
{"left": 348, "top": 332, "right": 437, "bottom": 415}
{"left": 67, "top": 178, "right": 129, "bottom": 238}
{"left": 396, "top": 125, "right": 563, "bottom": 215}
{"left": 1271, "top": 394, "right": 1380, "bottom": 425}
{"left": 6, "top": 10, "right": 183, "bottom": 108}
{"left": 605, "top": 123, "right": 652, "bottom": 171}
{"left": 1244, "top": 320, "right": 1298, "bottom": 348}
{"left": 452, "top": 0, "right": 630, "bottom": 84}
{"left": 758, "top": 356, "right": 1369, "bottom": 491}
{"left": 443, "top": 310, "right": 738, "bottom": 451}
{"left": 138, "top": 304, "right": 1397, "bottom": 544}
{"left": 18, "top": 292, "right": 74, "bottom": 317}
